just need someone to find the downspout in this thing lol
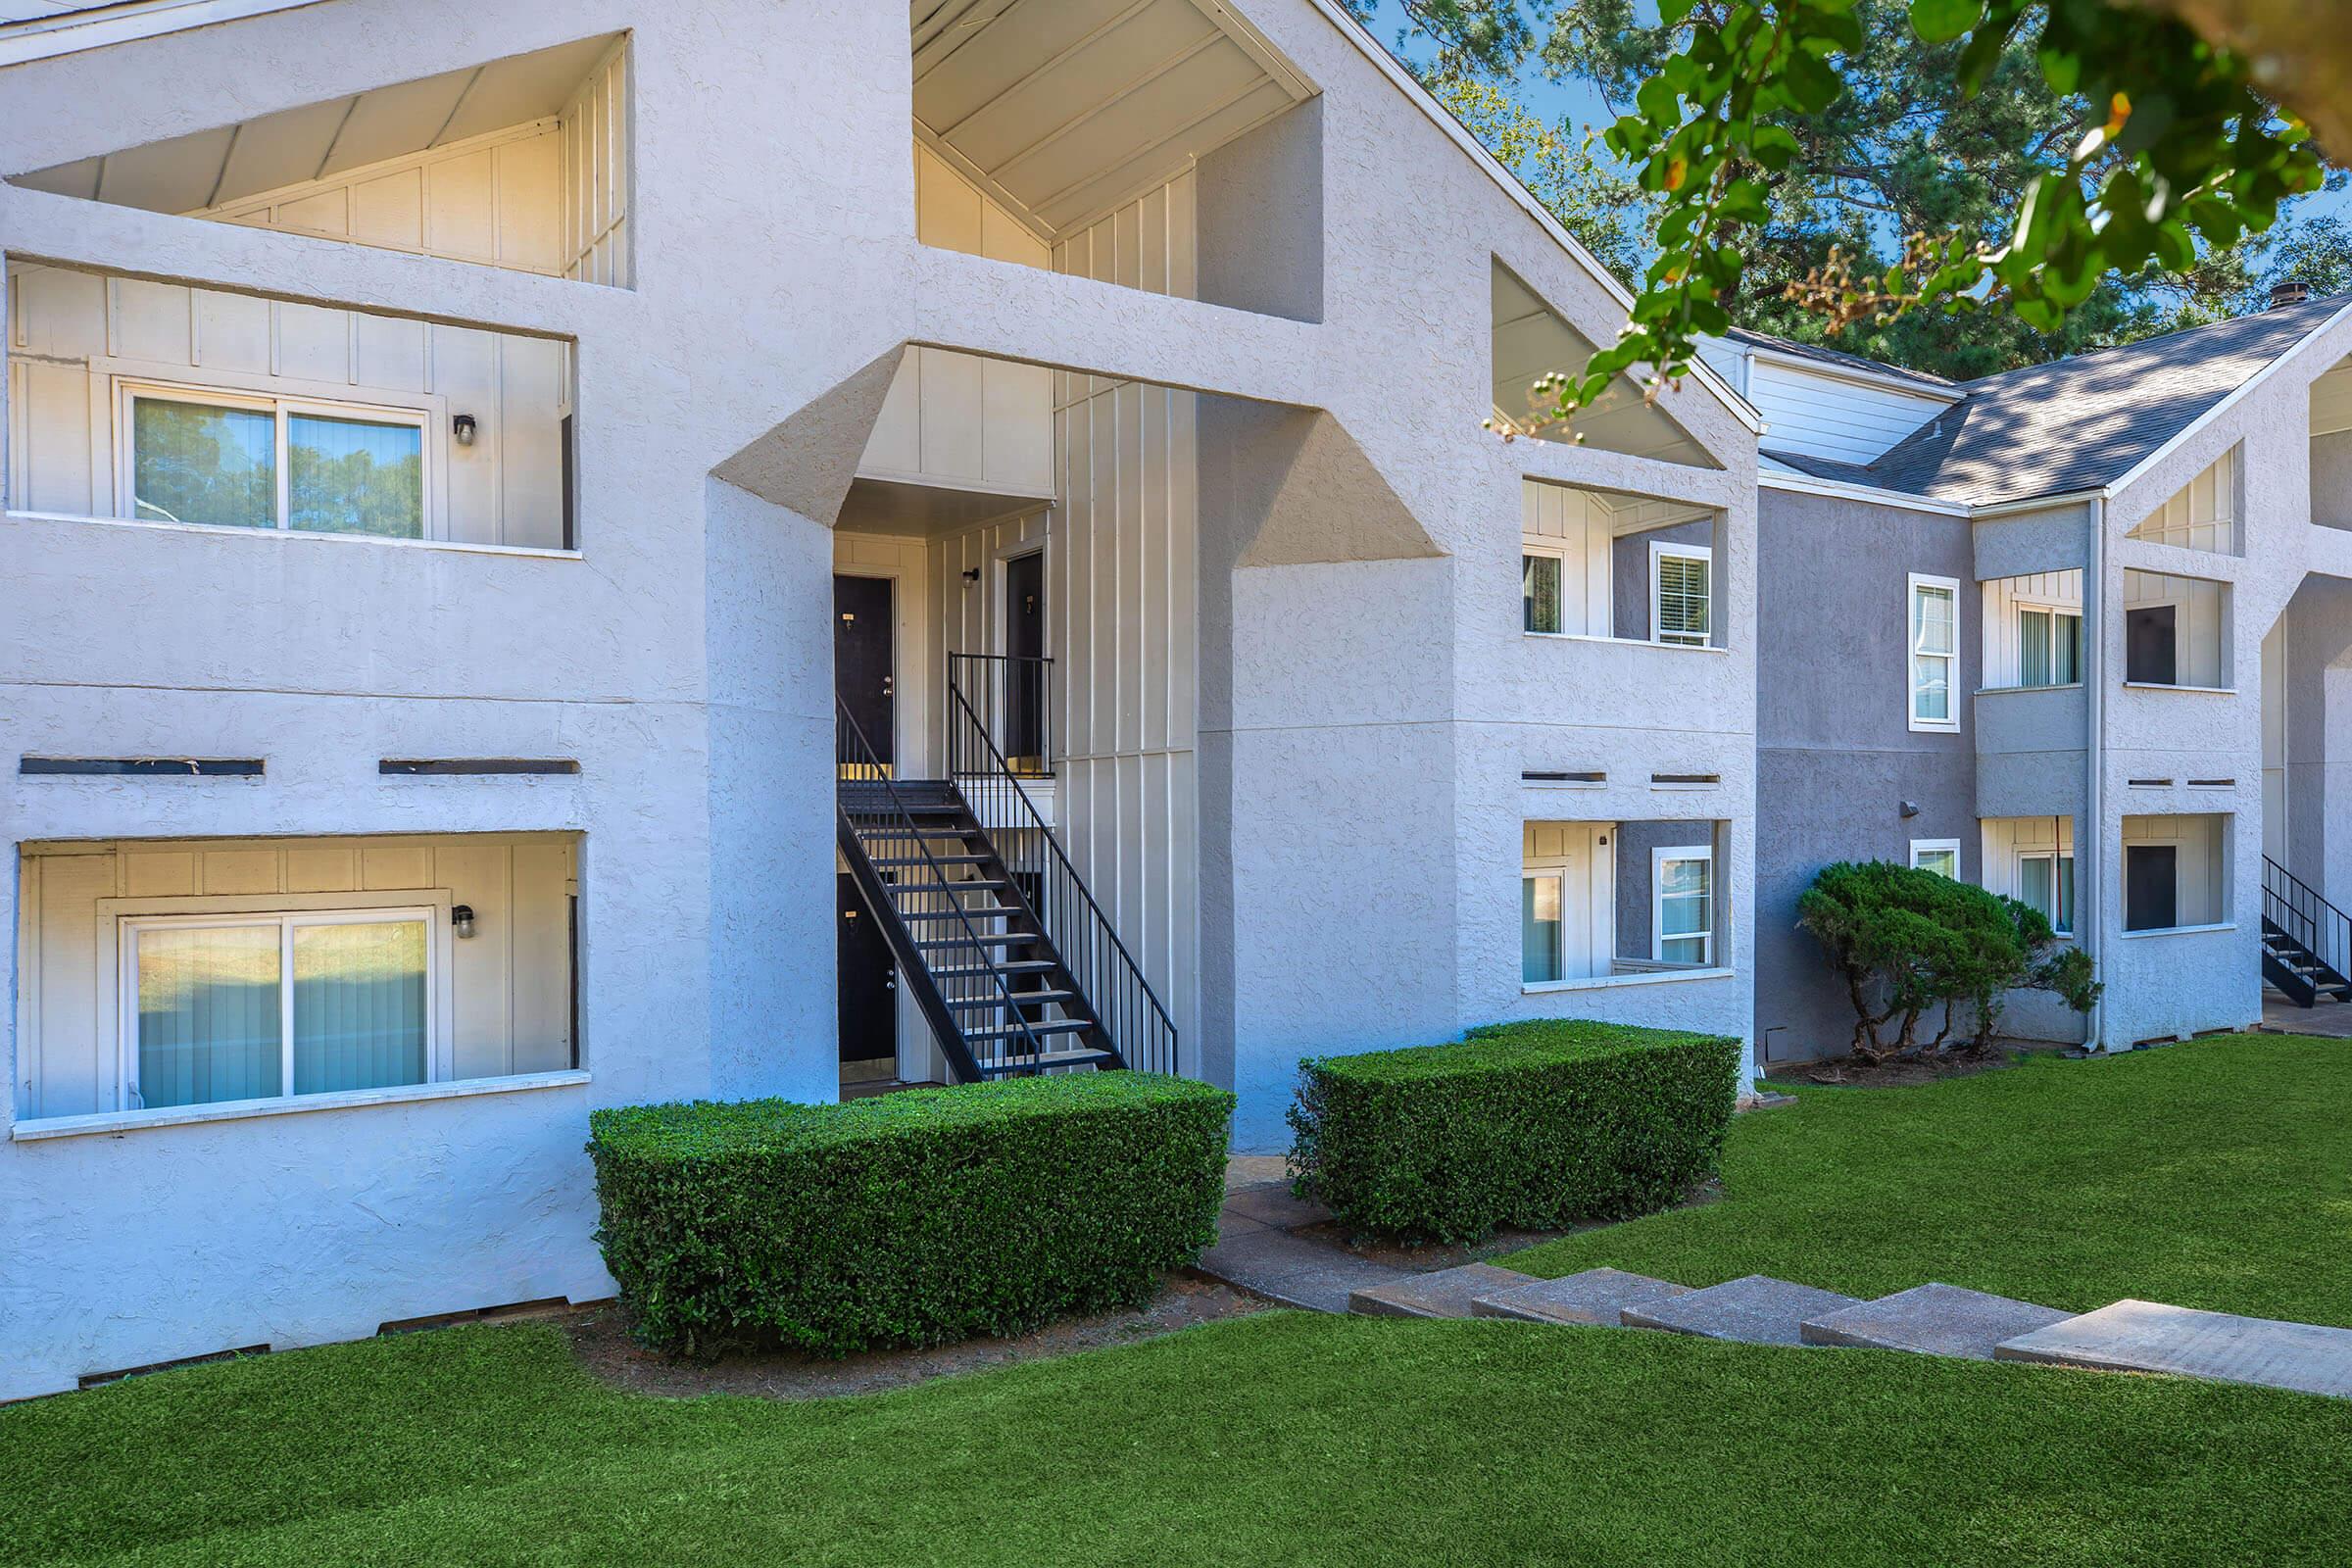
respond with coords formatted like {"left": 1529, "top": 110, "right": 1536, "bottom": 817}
{"left": 2082, "top": 495, "right": 2106, "bottom": 1051}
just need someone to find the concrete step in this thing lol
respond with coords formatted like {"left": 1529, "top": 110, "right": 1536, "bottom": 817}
{"left": 1471, "top": 1267, "right": 1692, "bottom": 1327}
{"left": 1800, "top": 1282, "right": 2073, "bottom": 1359}
{"left": 1621, "top": 1274, "right": 1864, "bottom": 1346}
{"left": 1995, "top": 1299, "right": 2352, "bottom": 1399}
{"left": 1349, "top": 1262, "right": 1538, "bottom": 1320}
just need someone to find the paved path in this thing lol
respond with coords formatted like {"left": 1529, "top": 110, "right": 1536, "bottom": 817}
{"left": 1196, "top": 1162, "right": 2352, "bottom": 1403}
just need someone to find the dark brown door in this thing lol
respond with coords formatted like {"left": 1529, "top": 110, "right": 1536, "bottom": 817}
{"left": 1004, "top": 552, "right": 1046, "bottom": 768}
{"left": 2125, "top": 844, "right": 2179, "bottom": 932}
{"left": 835, "top": 574, "right": 894, "bottom": 765}
{"left": 2127, "top": 604, "right": 2177, "bottom": 686}
{"left": 838, "top": 874, "right": 897, "bottom": 1068}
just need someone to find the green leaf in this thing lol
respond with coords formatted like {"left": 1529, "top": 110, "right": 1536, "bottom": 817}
{"left": 1909, "top": 0, "right": 1984, "bottom": 44}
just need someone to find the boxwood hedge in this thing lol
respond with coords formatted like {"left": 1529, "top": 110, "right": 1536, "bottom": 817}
{"left": 1287, "top": 1019, "right": 1741, "bottom": 1245}
{"left": 589, "top": 1072, "right": 1234, "bottom": 1356}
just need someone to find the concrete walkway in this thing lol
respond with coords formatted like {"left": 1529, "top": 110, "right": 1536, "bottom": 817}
{"left": 2259, "top": 993, "right": 2352, "bottom": 1038}
{"left": 1195, "top": 1164, "right": 2352, "bottom": 1403}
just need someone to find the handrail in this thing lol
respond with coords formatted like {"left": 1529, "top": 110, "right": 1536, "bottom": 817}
{"left": 945, "top": 656, "right": 1180, "bottom": 1077}
{"left": 2263, "top": 854, "right": 2351, "bottom": 983}
{"left": 835, "top": 695, "right": 1057, "bottom": 1079}
{"left": 947, "top": 653, "right": 1053, "bottom": 777}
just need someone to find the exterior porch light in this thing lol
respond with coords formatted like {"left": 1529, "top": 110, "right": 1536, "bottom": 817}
{"left": 453, "top": 413, "right": 479, "bottom": 447}
{"left": 451, "top": 904, "right": 477, "bottom": 938}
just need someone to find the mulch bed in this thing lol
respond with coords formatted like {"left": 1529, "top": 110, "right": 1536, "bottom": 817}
{"left": 564, "top": 1272, "right": 1269, "bottom": 1400}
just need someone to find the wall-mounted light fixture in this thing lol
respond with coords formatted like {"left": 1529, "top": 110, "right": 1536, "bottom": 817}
{"left": 961, "top": 566, "right": 982, "bottom": 585}
{"left": 452, "top": 904, "right": 477, "bottom": 939}
{"left": 453, "top": 414, "right": 479, "bottom": 447}
{"left": 1899, "top": 800, "right": 1921, "bottom": 818}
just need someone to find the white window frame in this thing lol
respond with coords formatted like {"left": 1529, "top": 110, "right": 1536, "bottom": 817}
{"left": 1522, "top": 541, "right": 1567, "bottom": 636}
{"left": 2011, "top": 601, "right": 2083, "bottom": 689}
{"left": 1908, "top": 572, "right": 1962, "bottom": 732}
{"left": 2016, "top": 849, "right": 2076, "bottom": 937}
{"left": 1649, "top": 540, "right": 1712, "bottom": 648}
{"left": 109, "top": 895, "right": 453, "bottom": 1116}
{"left": 1910, "top": 839, "right": 1963, "bottom": 879}
{"left": 116, "top": 377, "right": 437, "bottom": 539}
{"left": 1651, "top": 844, "right": 1714, "bottom": 965}
{"left": 1521, "top": 866, "right": 1566, "bottom": 983}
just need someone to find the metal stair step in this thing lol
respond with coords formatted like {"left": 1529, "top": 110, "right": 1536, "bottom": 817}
{"left": 913, "top": 933, "right": 1042, "bottom": 951}
{"left": 929, "top": 959, "right": 1057, "bottom": 979}
{"left": 962, "top": 1019, "right": 1094, "bottom": 1044}
{"left": 945, "top": 990, "right": 1081, "bottom": 1010}
{"left": 898, "top": 906, "right": 1020, "bottom": 922}
{"left": 865, "top": 855, "right": 992, "bottom": 868}
{"left": 973, "top": 1047, "right": 1120, "bottom": 1075}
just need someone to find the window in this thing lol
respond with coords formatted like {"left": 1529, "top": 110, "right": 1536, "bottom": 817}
{"left": 121, "top": 908, "right": 436, "bottom": 1111}
{"left": 1522, "top": 870, "right": 1564, "bottom": 983}
{"left": 1651, "top": 542, "right": 1711, "bottom": 647}
{"left": 122, "top": 383, "right": 427, "bottom": 539}
{"left": 1909, "top": 573, "right": 1960, "bottom": 731}
{"left": 1652, "top": 846, "right": 1713, "bottom": 964}
{"left": 2016, "top": 607, "right": 2082, "bottom": 687}
{"left": 1523, "top": 548, "right": 1563, "bottom": 635}
{"left": 1911, "top": 840, "right": 1962, "bottom": 879}
{"left": 2018, "top": 852, "right": 2076, "bottom": 936}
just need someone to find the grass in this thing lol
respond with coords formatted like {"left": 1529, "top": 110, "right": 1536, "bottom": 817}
{"left": 1509, "top": 1033, "right": 2352, "bottom": 1323}
{"left": 6, "top": 1311, "right": 2352, "bottom": 1566}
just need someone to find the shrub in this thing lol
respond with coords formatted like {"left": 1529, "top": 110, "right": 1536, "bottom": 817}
{"left": 1286, "top": 1020, "right": 1740, "bottom": 1245}
{"left": 588, "top": 1072, "right": 1234, "bottom": 1357}
{"left": 1798, "top": 860, "right": 2100, "bottom": 1061}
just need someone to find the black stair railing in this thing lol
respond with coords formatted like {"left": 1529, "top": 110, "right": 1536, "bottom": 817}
{"left": 2263, "top": 855, "right": 2352, "bottom": 988}
{"left": 946, "top": 654, "right": 1181, "bottom": 1077}
{"left": 836, "top": 696, "right": 1061, "bottom": 1081}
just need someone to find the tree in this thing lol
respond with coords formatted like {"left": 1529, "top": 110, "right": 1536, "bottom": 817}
{"left": 1354, "top": 1, "right": 2347, "bottom": 408}
{"left": 1796, "top": 860, "right": 2098, "bottom": 1060}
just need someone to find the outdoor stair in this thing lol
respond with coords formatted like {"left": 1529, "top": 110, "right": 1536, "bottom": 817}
{"left": 835, "top": 773, "right": 1118, "bottom": 1082}
{"left": 2261, "top": 857, "right": 2352, "bottom": 1007}
{"left": 1797, "top": 1282, "right": 2071, "bottom": 1358}
{"left": 1470, "top": 1267, "right": 1691, "bottom": 1326}
{"left": 1618, "top": 1274, "right": 1865, "bottom": 1346}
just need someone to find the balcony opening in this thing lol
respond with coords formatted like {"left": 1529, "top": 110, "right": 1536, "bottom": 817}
{"left": 2122, "top": 813, "right": 2230, "bottom": 932}
{"left": 12, "top": 832, "right": 580, "bottom": 1128}
{"left": 9, "top": 34, "right": 632, "bottom": 285}
{"left": 910, "top": 0, "right": 1321, "bottom": 320}
{"left": 1522, "top": 819, "right": 1731, "bottom": 989}
{"left": 2127, "top": 444, "right": 2240, "bottom": 555}
{"left": 1521, "top": 478, "right": 1724, "bottom": 648}
{"left": 2314, "top": 353, "right": 2352, "bottom": 532}
{"left": 6, "top": 261, "right": 575, "bottom": 550}
{"left": 2123, "top": 568, "right": 2232, "bottom": 689}
{"left": 1982, "top": 817, "right": 2077, "bottom": 936}
{"left": 1492, "top": 261, "right": 1719, "bottom": 467}
{"left": 1982, "top": 569, "right": 2083, "bottom": 691}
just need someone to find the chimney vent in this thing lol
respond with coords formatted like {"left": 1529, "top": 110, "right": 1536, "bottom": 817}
{"left": 2270, "top": 278, "right": 2313, "bottom": 310}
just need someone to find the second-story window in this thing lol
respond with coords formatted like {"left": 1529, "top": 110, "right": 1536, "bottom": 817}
{"left": 125, "top": 384, "right": 427, "bottom": 539}
{"left": 1651, "top": 544, "right": 1712, "bottom": 647}
{"left": 1909, "top": 573, "right": 1961, "bottom": 731}
{"left": 1523, "top": 549, "right": 1564, "bottom": 634}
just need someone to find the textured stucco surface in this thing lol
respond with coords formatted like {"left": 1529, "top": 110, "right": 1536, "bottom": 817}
{"left": 0, "top": 0, "right": 1764, "bottom": 1389}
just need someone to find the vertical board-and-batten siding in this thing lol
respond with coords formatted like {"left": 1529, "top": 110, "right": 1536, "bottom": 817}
{"left": 4, "top": 262, "right": 566, "bottom": 546}
{"left": 561, "top": 38, "right": 632, "bottom": 287}
{"left": 1048, "top": 170, "right": 1200, "bottom": 1055}
{"left": 1745, "top": 359, "right": 1946, "bottom": 466}
{"left": 15, "top": 835, "right": 575, "bottom": 1121}
{"left": 1982, "top": 569, "right": 2083, "bottom": 688}
{"left": 1522, "top": 478, "right": 1615, "bottom": 638}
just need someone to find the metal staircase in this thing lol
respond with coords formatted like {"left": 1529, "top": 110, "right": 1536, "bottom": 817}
{"left": 2261, "top": 856, "right": 2352, "bottom": 1008}
{"left": 834, "top": 655, "right": 1178, "bottom": 1081}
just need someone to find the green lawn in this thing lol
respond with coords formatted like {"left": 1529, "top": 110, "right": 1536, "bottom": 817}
{"left": 6, "top": 1311, "right": 2352, "bottom": 1567}
{"left": 1510, "top": 1033, "right": 2352, "bottom": 1323}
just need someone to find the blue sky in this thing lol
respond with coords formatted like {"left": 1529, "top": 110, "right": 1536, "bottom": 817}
{"left": 1356, "top": 0, "right": 2349, "bottom": 235}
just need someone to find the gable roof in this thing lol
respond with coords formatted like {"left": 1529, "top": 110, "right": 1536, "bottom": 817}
{"left": 1764, "top": 292, "right": 2352, "bottom": 508}
{"left": 1726, "top": 325, "right": 1959, "bottom": 392}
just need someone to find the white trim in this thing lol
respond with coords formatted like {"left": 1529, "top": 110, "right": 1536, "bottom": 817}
{"left": 1520, "top": 540, "right": 1567, "bottom": 636}
{"left": 11, "top": 1069, "right": 590, "bottom": 1142}
{"left": 1909, "top": 838, "right": 1962, "bottom": 878}
{"left": 1304, "top": 0, "right": 1763, "bottom": 434}
{"left": 0, "top": 0, "right": 324, "bottom": 66}
{"left": 1520, "top": 864, "right": 1566, "bottom": 986}
{"left": 1971, "top": 488, "right": 2106, "bottom": 518}
{"left": 1758, "top": 466, "right": 1972, "bottom": 516}
{"left": 1650, "top": 843, "right": 1713, "bottom": 965}
{"left": 1522, "top": 631, "right": 1731, "bottom": 655}
{"left": 1738, "top": 339, "right": 1962, "bottom": 405}
{"left": 5, "top": 510, "right": 581, "bottom": 561}
{"left": 2015, "top": 848, "right": 2077, "bottom": 937}
{"left": 1648, "top": 538, "right": 1711, "bottom": 648}
{"left": 1908, "top": 572, "right": 1962, "bottom": 733}
{"left": 2120, "top": 682, "right": 2237, "bottom": 695}
{"left": 2114, "top": 922, "right": 2236, "bottom": 940}
{"left": 1524, "top": 964, "right": 1735, "bottom": 996}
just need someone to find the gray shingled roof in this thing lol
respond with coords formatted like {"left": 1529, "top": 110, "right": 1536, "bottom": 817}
{"left": 1727, "top": 325, "right": 1960, "bottom": 391}
{"left": 1761, "top": 292, "right": 2352, "bottom": 507}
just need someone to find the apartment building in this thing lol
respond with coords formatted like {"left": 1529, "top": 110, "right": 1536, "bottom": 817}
{"left": 0, "top": 0, "right": 1761, "bottom": 1398}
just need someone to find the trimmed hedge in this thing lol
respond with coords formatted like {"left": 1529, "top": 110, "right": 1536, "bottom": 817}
{"left": 588, "top": 1072, "right": 1234, "bottom": 1356}
{"left": 1287, "top": 1019, "right": 1741, "bottom": 1245}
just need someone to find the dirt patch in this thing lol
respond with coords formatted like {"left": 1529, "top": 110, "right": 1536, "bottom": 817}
{"left": 564, "top": 1272, "right": 1270, "bottom": 1400}
{"left": 1783, "top": 1043, "right": 2067, "bottom": 1089}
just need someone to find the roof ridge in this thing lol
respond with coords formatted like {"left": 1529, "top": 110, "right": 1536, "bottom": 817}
{"left": 1954, "top": 291, "right": 2352, "bottom": 391}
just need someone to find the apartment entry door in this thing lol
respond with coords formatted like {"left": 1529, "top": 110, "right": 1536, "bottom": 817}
{"left": 837, "top": 874, "right": 897, "bottom": 1079}
{"left": 835, "top": 574, "right": 895, "bottom": 767}
{"left": 1004, "top": 551, "right": 1046, "bottom": 771}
